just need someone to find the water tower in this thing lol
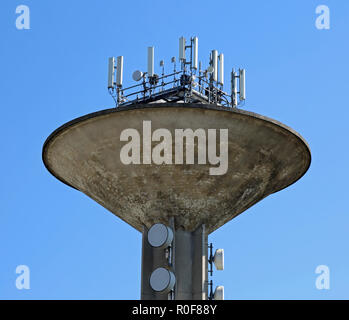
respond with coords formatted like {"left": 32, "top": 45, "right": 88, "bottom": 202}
{"left": 42, "top": 37, "right": 311, "bottom": 300}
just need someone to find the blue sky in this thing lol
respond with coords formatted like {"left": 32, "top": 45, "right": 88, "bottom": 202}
{"left": 0, "top": 0, "right": 348, "bottom": 299}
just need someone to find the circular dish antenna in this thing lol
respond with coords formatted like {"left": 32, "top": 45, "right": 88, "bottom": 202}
{"left": 147, "top": 223, "right": 173, "bottom": 248}
{"left": 214, "top": 286, "right": 224, "bottom": 300}
{"left": 132, "top": 70, "right": 143, "bottom": 81}
{"left": 213, "top": 249, "right": 224, "bottom": 270}
{"left": 149, "top": 267, "right": 175, "bottom": 293}
{"left": 207, "top": 66, "right": 214, "bottom": 73}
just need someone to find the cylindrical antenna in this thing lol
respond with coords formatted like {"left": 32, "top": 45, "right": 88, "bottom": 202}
{"left": 179, "top": 37, "right": 186, "bottom": 62}
{"left": 108, "top": 57, "right": 115, "bottom": 89}
{"left": 148, "top": 47, "right": 154, "bottom": 77}
{"left": 239, "top": 68, "right": 246, "bottom": 100}
{"left": 116, "top": 56, "right": 123, "bottom": 87}
{"left": 192, "top": 37, "right": 198, "bottom": 70}
{"left": 211, "top": 50, "right": 218, "bottom": 82}
{"left": 218, "top": 53, "right": 224, "bottom": 86}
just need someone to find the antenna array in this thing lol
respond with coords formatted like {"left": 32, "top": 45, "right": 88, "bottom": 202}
{"left": 107, "top": 36, "right": 246, "bottom": 108}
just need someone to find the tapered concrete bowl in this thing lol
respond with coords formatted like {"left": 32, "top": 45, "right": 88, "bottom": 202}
{"left": 42, "top": 103, "right": 311, "bottom": 234}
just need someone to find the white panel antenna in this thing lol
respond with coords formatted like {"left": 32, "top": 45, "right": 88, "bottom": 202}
{"left": 211, "top": 50, "right": 218, "bottom": 82}
{"left": 148, "top": 46, "right": 154, "bottom": 77}
{"left": 214, "top": 286, "right": 224, "bottom": 300}
{"left": 192, "top": 37, "right": 198, "bottom": 70}
{"left": 116, "top": 56, "right": 123, "bottom": 87}
{"left": 213, "top": 249, "right": 224, "bottom": 270}
{"left": 179, "top": 37, "right": 186, "bottom": 61}
{"left": 108, "top": 57, "right": 115, "bottom": 89}
{"left": 218, "top": 53, "right": 224, "bottom": 85}
{"left": 239, "top": 68, "right": 246, "bottom": 100}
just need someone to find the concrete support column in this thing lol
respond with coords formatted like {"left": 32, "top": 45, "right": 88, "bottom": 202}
{"left": 173, "top": 224, "right": 208, "bottom": 300}
{"left": 141, "top": 220, "right": 208, "bottom": 300}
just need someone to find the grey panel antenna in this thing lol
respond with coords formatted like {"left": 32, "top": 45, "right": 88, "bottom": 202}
{"left": 193, "top": 37, "right": 198, "bottom": 70}
{"left": 218, "top": 53, "right": 224, "bottom": 85}
{"left": 179, "top": 37, "right": 186, "bottom": 61}
{"left": 116, "top": 56, "right": 123, "bottom": 87}
{"left": 211, "top": 50, "right": 218, "bottom": 82}
{"left": 108, "top": 57, "right": 115, "bottom": 89}
{"left": 239, "top": 68, "right": 246, "bottom": 100}
{"left": 148, "top": 47, "right": 154, "bottom": 77}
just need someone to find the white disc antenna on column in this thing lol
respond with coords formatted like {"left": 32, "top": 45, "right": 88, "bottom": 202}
{"left": 149, "top": 267, "right": 176, "bottom": 293}
{"left": 147, "top": 223, "right": 173, "bottom": 249}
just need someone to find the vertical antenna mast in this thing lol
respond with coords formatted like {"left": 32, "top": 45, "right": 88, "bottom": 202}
{"left": 231, "top": 69, "right": 237, "bottom": 107}
{"left": 171, "top": 57, "right": 177, "bottom": 87}
{"left": 199, "top": 61, "right": 202, "bottom": 93}
{"left": 160, "top": 60, "right": 165, "bottom": 91}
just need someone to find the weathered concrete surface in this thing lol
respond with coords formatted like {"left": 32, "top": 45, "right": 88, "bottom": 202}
{"left": 42, "top": 103, "right": 311, "bottom": 234}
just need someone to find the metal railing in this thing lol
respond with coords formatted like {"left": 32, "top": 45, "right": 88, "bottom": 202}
{"left": 109, "top": 69, "right": 233, "bottom": 108}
